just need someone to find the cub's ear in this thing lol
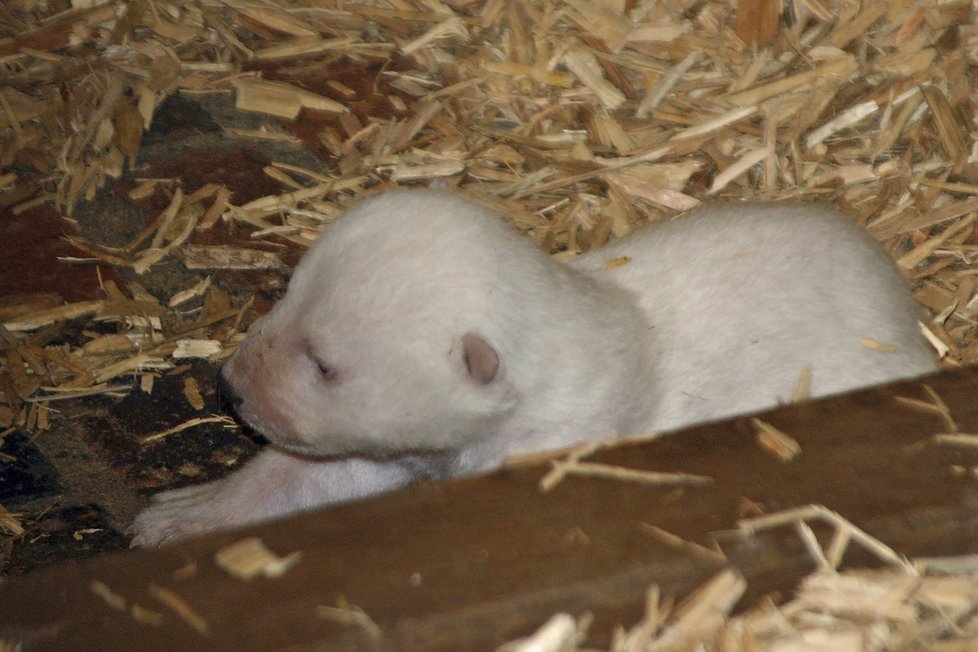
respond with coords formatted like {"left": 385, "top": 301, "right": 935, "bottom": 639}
{"left": 461, "top": 332, "right": 499, "bottom": 384}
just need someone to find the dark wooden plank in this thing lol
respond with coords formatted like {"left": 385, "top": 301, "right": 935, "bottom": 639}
{"left": 4, "top": 367, "right": 978, "bottom": 651}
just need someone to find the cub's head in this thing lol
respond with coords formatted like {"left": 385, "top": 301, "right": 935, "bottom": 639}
{"left": 220, "top": 190, "right": 536, "bottom": 458}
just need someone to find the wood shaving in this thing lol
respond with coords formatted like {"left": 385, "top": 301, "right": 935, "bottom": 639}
{"left": 752, "top": 418, "right": 801, "bottom": 463}
{"left": 504, "top": 549, "right": 978, "bottom": 651}
{"left": 214, "top": 537, "right": 302, "bottom": 581}
{"left": 896, "top": 385, "right": 959, "bottom": 433}
{"left": 540, "top": 460, "right": 713, "bottom": 493}
{"left": 89, "top": 580, "right": 126, "bottom": 612}
{"left": 639, "top": 524, "right": 727, "bottom": 564}
{"left": 932, "top": 433, "right": 978, "bottom": 448}
{"left": 140, "top": 415, "right": 237, "bottom": 445}
{"left": 182, "top": 377, "right": 204, "bottom": 411}
{"left": 316, "top": 597, "right": 382, "bottom": 641}
{"left": 0, "top": 504, "right": 24, "bottom": 536}
{"left": 148, "top": 584, "right": 209, "bottom": 636}
{"left": 738, "top": 504, "right": 916, "bottom": 575}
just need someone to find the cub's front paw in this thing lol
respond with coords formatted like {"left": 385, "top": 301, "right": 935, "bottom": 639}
{"left": 130, "top": 482, "right": 228, "bottom": 547}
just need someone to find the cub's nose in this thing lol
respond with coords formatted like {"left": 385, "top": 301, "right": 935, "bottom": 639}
{"left": 217, "top": 371, "right": 243, "bottom": 416}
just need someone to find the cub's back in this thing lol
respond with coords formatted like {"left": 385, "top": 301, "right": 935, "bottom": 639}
{"left": 571, "top": 202, "right": 936, "bottom": 430}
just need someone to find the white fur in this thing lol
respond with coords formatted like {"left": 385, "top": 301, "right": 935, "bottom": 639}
{"left": 131, "top": 191, "right": 936, "bottom": 546}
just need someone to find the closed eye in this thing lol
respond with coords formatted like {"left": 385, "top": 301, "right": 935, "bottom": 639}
{"left": 303, "top": 341, "right": 338, "bottom": 381}
{"left": 313, "top": 357, "right": 337, "bottom": 380}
